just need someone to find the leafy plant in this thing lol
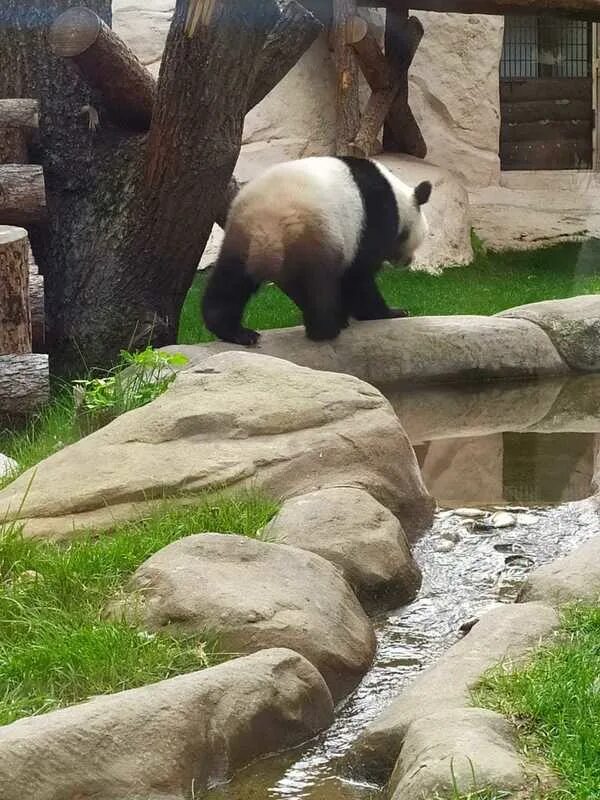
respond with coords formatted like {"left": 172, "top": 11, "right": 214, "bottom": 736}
{"left": 74, "top": 348, "right": 189, "bottom": 434}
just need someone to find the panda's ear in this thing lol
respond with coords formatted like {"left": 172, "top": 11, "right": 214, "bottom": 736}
{"left": 414, "top": 181, "right": 432, "bottom": 207}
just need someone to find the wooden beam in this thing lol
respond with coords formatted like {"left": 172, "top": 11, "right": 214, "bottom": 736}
{"left": 383, "top": 11, "right": 426, "bottom": 158}
{"left": 358, "top": 0, "right": 600, "bottom": 20}
{"left": 0, "top": 100, "right": 39, "bottom": 164}
{"left": 0, "top": 226, "right": 31, "bottom": 355}
{"left": 0, "top": 165, "right": 47, "bottom": 226}
{"left": 28, "top": 252, "right": 45, "bottom": 353}
{"left": 333, "top": 0, "right": 361, "bottom": 155}
{"left": 0, "top": 354, "right": 49, "bottom": 414}
{"left": 49, "top": 7, "right": 156, "bottom": 131}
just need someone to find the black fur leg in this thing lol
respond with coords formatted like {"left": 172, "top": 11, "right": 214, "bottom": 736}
{"left": 201, "top": 254, "right": 261, "bottom": 346}
{"left": 342, "top": 271, "right": 399, "bottom": 321}
{"left": 282, "top": 270, "right": 345, "bottom": 342}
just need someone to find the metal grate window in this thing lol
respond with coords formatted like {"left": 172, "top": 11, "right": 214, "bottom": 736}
{"left": 500, "top": 15, "right": 592, "bottom": 79}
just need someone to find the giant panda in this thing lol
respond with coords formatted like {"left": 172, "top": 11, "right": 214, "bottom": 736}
{"left": 202, "top": 155, "right": 431, "bottom": 346}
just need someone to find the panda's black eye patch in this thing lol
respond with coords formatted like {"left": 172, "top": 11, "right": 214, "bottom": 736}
{"left": 397, "top": 227, "right": 410, "bottom": 243}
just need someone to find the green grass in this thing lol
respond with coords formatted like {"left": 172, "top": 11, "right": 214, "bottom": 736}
{"left": 476, "top": 605, "right": 600, "bottom": 800}
{"left": 178, "top": 239, "right": 600, "bottom": 344}
{"left": 0, "top": 492, "right": 278, "bottom": 725}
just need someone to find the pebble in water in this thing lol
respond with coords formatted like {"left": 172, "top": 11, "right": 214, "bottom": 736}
{"left": 490, "top": 511, "right": 516, "bottom": 528}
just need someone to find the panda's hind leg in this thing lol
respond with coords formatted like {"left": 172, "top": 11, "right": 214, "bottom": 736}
{"left": 201, "top": 253, "right": 261, "bottom": 346}
{"left": 341, "top": 269, "right": 409, "bottom": 321}
{"left": 284, "top": 269, "right": 346, "bottom": 342}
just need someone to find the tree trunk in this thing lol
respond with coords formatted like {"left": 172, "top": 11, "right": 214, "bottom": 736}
{"left": 0, "top": 0, "right": 321, "bottom": 377}
{"left": 0, "top": 226, "right": 31, "bottom": 354}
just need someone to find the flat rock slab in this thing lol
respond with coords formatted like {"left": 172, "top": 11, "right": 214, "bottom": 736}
{"left": 499, "top": 295, "right": 600, "bottom": 372}
{"left": 389, "top": 708, "right": 526, "bottom": 799}
{"left": 0, "top": 351, "right": 433, "bottom": 540}
{"left": 113, "top": 532, "right": 377, "bottom": 702}
{"left": 348, "top": 601, "right": 559, "bottom": 781}
{"left": 264, "top": 487, "right": 422, "bottom": 609}
{"left": 0, "top": 648, "right": 333, "bottom": 800}
{"left": 519, "top": 534, "right": 600, "bottom": 607}
{"left": 166, "top": 313, "right": 567, "bottom": 387}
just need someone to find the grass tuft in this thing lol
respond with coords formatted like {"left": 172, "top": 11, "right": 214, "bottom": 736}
{"left": 0, "top": 492, "right": 278, "bottom": 725}
{"left": 476, "top": 605, "right": 600, "bottom": 800}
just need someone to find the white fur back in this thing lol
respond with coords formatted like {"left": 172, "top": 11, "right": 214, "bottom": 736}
{"left": 226, "top": 157, "right": 365, "bottom": 280}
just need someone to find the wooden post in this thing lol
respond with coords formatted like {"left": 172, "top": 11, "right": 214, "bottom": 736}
{"left": 49, "top": 7, "right": 156, "bottom": 131}
{"left": 28, "top": 252, "right": 45, "bottom": 352}
{"left": 0, "top": 165, "right": 47, "bottom": 226}
{"left": 0, "top": 226, "right": 32, "bottom": 355}
{"left": 383, "top": 10, "right": 426, "bottom": 158}
{"left": 0, "top": 354, "right": 50, "bottom": 414}
{"left": 0, "top": 100, "right": 39, "bottom": 165}
{"left": 333, "top": 0, "right": 361, "bottom": 155}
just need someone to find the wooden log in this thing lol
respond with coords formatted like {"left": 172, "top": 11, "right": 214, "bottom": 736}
{"left": 0, "top": 354, "right": 49, "bottom": 415}
{"left": 0, "top": 226, "right": 31, "bottom": 355}
{"left": 365, "top": 0, "right": 600, "bottom": 21}
{"left": 29, "top": 273, "right": 45, "bottom": 353}
{"left": 248, "top": 0, "right": 324, "bottom": 110}
{"left": 352, "top": 30, "right": 392, "bottom": 90}
{"left": 333, "top": 0, "right": 361, "bottom": 155}
{"left": 0, "top": 99, "right": 39, "bottom": 130}
{"left": 0, "top": 129, "right": 28, "bottom": 164}
{"left": 0, "top": 165, "right": 47, "bottom": 225}
{"left": 350, "top": 86, "right": 398, "bottom": 156}
{"left": 383, "top": 10, "right": 426, "bottom": 158}
{"left": 49, "top": 7, "right": 156, "bottom": 131}
{"left": 0, "top": 100, "right": 39, "bottom": 164}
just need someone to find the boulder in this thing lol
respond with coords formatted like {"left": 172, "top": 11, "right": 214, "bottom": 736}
{"left": 0, "top": 648, "right": 333, "bottom": 800}
{"left": 499, "top": 295, "right": 600, "bottom": 372}
{"left": 112, "top": 533, "right": 376, "bottom": 701}
{"left": 0, "top": 352, "right": 433, "bottom": 540}
{"left": 518, "top": 535, "right": 600, "bottom": 607}
{"left": 264, "top": 487, "right": 422, "bottom": 608}
{"left": 166, "top": 313, "right": 568, "bottom": 387}
{"left": 374, "top": 154, "right": 473, "bottom": 272}
{"left": 388, "top": 708, "right": 526, "bottom": 799}
{"left": 409, "top": 12, "right": 504, "bottom": 189}
{"left": 0, "top": 453, "right": 17, "bottom": 480}
{"left": 347, "top": 602, "right": 559, "bottom": 781}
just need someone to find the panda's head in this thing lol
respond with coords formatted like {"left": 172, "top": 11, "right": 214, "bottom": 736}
{"left": 379, "top": 165, "right": 432, "bottom": 268}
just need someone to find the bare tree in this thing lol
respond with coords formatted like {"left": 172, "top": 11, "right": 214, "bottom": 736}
{"left": 0, "top": 0, "right": 321, "bottom": 375}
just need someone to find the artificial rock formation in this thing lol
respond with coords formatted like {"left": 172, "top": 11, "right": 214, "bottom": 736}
{"left": 0, "top": 351, "right": 433, "bottom": 539}
{"left": 112, "top": 532, "right": 377, "bottom": 701}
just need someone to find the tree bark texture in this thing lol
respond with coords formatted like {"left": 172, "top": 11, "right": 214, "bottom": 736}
{"left": 333, "top": 0, "right": 361, "bottom": 155}
{"left": 0, "top": 354, "right": 49, "bottom": 414}
{"left": 0, "top": 226, "right": 32, "bottom": 355}
{"left": 383, "top": 10, "right": 426, "bottom": 158}
{"left": 0, "top": 0, "right": 320, "bottom": 376}
{"left": 0, "top": 165, "right": 47, "bottom": 225}
{"left": 49, "top": 7, "right": 156, "bottom": 131}
{"left": 0, "top": 100, "right": 39, "bottom": 165}
{"left": 28, "top": 250, "right": 45, "bottom": 352}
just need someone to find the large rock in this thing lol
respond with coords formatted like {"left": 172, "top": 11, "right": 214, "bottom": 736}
{"left": 499, "top": 295, "right": 600, "bottom": 372}
{"left": 519, "top": 535, "right": 600, "bottom": 607}
{"left": 0, "top": 352, "right": 433, "bottom": 540}
{"left": 470, "top": 174, "right": 600, "bottom": 251}
{"left": 166, "top": 313, "right": 568, "bottom": 387}
{"left": 410, "top": 12, "right": 504, "bottom": 189}
{"left": 113, "top": 533, "right": 376, "bottom": 701}
{"left": 389, "top": 708, "right": 526, "bottom": 799}
{"left": 348, "top": 602, "right": 559, "bottom": 780}
{"left": 374, "top": 154, "right": 473, "bottom": 271}
{"left": 0, "top": 649, "right": 333, "bottom": 800}
{"left": 264, "top": 487, "right": 422, "bottom": 608}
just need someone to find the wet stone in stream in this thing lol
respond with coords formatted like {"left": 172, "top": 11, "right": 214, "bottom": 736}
{"left": 206, "top": 500, "right": 598, "bottom": 800}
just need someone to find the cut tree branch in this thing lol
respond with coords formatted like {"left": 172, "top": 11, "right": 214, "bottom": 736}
{"left": 0, "top": 100, "right": 39, "bottom": 164}
{"left": 0, "top": 165, "right": 47, "bottom": 225}
{"left": 333, "top": 0, "right": 361, "bottom": 155}
{"left": 0, "top": 226, "right": 31, "bottom": 355}
{"left": 49, "top": 7, "right": 156, "bottom": 131}
{"left": 0, "top": 354, "right": 49, "bottom": 414}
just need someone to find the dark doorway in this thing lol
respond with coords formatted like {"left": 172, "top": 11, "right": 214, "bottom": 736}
{"left": 500, "top": 15, "right": 594, "bottom": 170}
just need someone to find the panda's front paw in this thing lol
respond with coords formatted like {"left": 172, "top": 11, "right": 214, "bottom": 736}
{"left": 389, "top": 307, "right": 410, "bottom": 319}
{"left": 235, "top": 328, "right": 261, "bottom": 346}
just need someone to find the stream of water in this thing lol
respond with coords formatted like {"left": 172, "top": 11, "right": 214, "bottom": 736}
{"left": 207, "top": 375, "right": 600, "bottom": 800}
